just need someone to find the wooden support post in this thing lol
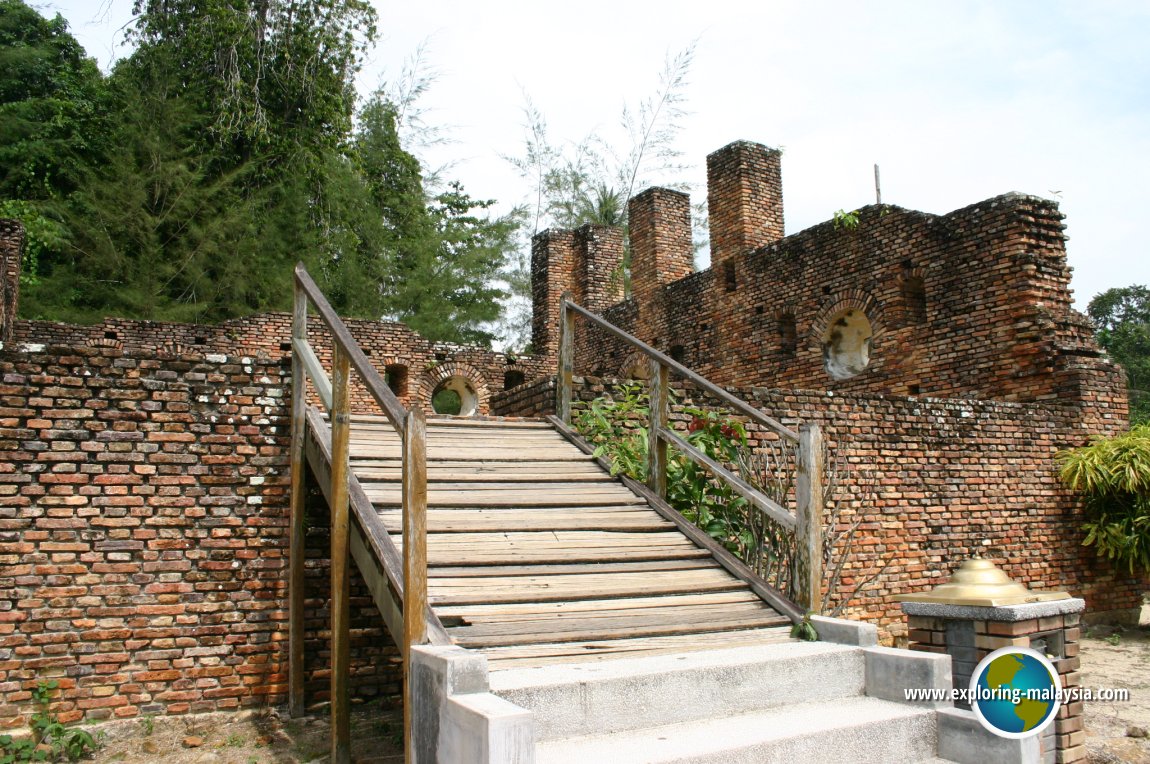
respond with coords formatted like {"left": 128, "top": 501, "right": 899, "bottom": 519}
{"left": 402, "top": 408, "right": 429, "bottom": 764}
{"left": 328, "top": 346, "right": 352, "bottom": 764}
{"left": 288, "top": 279, "right": 307, "bottom": 718}
{"left": 647, "top": 358, "right": 668, "bottom": 498}
{"left": 557, "top": 294, "right": 574, "bottom": 424}
{"left": 795, "top": 423, "right": 825, "bottom": 614}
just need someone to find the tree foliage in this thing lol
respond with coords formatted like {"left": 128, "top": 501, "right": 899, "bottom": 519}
{"left": 1058, "top": 424, "right": 1150, "bottom": 573}
{"left": 2, "top": 0, "right": 515, "bottom": 346}
{"left": 497, "top": 42, "right": 699, "bottom": 349}
{"left": 1089, "top": 285, "right": 1150, "bottom": 424}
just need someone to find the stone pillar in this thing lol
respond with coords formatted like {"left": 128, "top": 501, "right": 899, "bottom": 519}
{"left": 530, "top": 229, "right": 576, "bottom": 363}
{"left": 572, "top": 224, "right": 624, "bottom": 314}
{"left": 629, "top": 187, "right": 692, "bottom": 338}
{"left": 706, "top": 140, "right": 784, "bottom": 267}
{"left": 0, "top": 219, "right": 24, "bottom": 344}
{"left": 900, "top": 560, "right": 1087, "bottom": 763}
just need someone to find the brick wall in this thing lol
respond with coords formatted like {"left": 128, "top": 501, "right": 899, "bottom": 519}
{"left": 10, "top": 313, "right": 547, "bottom": 419}
{"left": 531, "top": 147, "right": 1124, "bottom": 410}
{"left": 0, "top": 344, "right": 398, "bottom": 727}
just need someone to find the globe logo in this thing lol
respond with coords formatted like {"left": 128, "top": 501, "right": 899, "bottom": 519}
{"left": 969, "top": 646, "right": 1062, "bottom": 738}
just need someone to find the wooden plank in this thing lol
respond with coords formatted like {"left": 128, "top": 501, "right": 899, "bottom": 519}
{"left": 428, "top": 568, "right": 746, "bottom": 605}
{"left": 557, "top": 296, "right": 573, "bottom": 424}
{"left": 349, "top": 449, "right": 593, "bottom": 463}
{"left": 481, "top": 626, "right": 793, "bottom": 668}
{"left": 288, "top": 281, "right": 308, "bottom": 719}
{"left": 354, "top": 470, "right": 608, "bottom": 483}
{"left": 429, "top": 558, "right": 720, "bottom": 578}
{"left": 349, "top": 414, "right": 553, "bottom": 429}
{"left": 366, "top": 492, "right": 647, "bottom": 508}
{"left": 796, "top": 423, "right": 824, "bottom": 614}
{"left": 329, "top": 346, "right": 351, "bottom": 764}
{"left": 449, "top": 608, "right": 789, "bottom": 648}
{"left": 364, "top": 480, "right": 622, "bottom": 492}
{"left": 402, "top": 407, "right": 428, "bottom": 764}
{"left": 410, "top": 530, "right": 700, "bottom": 545}
{"left": 294, "top": 265, "right": 406, "bottom": 431}
{"left": 437, "top": 590, "right": 764, "bottom": 620}
{"left": 648, "top": 357, "right": 668, "bottom": 498}
{"left": 424, "top": 548, "right": 712, "bottom": 567}
{"left": 547, "top": 415, "right": 804, "bottom": 624}
{"left": 293, "top": 337, "right": 333, "bottom": 411}
{"left": 375, "top": 509, "right": 675, "bottom": 533}
{"left": 350, "top": 521, "right": 404, "bottom": 644}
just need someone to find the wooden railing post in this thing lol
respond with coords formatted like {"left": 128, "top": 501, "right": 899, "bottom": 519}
{"left": 402, "top": 408, "right": 429, "bottom": 764}
{"left": 329, "top": 346, "right": 353, "bottom": 764}
{"left": 795, "top": 423, "right": 825, "bottom": 614}
{"left": 647, "top": 358, "right": 668, "bottom": 498}
{"left": 557, "top": 293, "right": 574, "bottom": 424}
{"left": 287, "top": 278, "right": 307, "bottom": 718}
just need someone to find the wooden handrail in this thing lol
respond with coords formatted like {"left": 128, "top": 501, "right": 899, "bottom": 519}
{"left": 293, "top": 263, "right": 408, "bottom": 433}
{"left": 562, "top": 297, "right": 799, "bottom": 442}
{"left": 288, "top": 263, "right": 430, "bottom": 764}
{"left": 558, "top": 297, "right": 824, "bottom": 616}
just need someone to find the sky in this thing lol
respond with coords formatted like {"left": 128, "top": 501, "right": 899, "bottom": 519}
{"left": 39, "top": 0, "right": 1150, "bottom": 311}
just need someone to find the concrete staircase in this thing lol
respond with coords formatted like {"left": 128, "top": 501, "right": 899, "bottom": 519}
{"left": 489, "top": 640, "right": 942, "bottom": 763}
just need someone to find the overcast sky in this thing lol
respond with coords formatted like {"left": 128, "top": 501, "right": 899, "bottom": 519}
{"left": 42, "top": 0, "right": 1150, "bottom": 311}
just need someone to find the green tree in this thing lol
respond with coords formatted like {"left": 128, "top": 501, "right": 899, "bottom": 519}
{"left": 8, "top": 2, "right": 519, "bottom": 341}
{"left": 1059, "top": 424, "right": 1150, "bottom": 573}
{"left": 1089, "top": 285, "right": 1150, "bottom": 424}
{"left": 0, "top": 0, "right": 106, "bottom": 199}
{"left": 0, "top": 0, "right": 107, "bottom": 284}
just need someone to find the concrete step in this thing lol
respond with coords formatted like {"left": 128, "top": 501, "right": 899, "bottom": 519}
{"left": 534, "top": 695, "right": 938, "bottom": 763}
{"left": 489, "top": 640, "right": 865, "bottom": 742}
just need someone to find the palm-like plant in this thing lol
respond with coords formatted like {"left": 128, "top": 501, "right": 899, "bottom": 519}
{"left": 1058, "top": 424, "right": 1150, "bottom": 573}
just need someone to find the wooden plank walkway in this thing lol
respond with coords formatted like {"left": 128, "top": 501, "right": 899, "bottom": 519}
{"left": 346, "top": 414, "right": 791, "bottom": 669}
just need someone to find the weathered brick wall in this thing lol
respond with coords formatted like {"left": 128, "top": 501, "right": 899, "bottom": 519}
{"left": 490, "top": 377, "right": 554, "bottom": 418}
{"left": 568, "top": 195, "right": 1122, "bottom": 407}
{"left": 538, "top": 376, "right": 1143, "bottom": 632}
{"left": 0, "top": 344, "right": 398, "bottom": 727}
{"left": 10, "top": 313, "right": 546, "bottom": 418}
{"left": 531, "top": 144, "right": 1124, "bottom": 411}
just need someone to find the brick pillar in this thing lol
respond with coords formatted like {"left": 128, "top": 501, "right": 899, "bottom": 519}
{"left": 903, "top": 599, "right": 1087, "bottom": 763}
{"left": 0, "top": 219, "right": 24, "bottom": 344}
{"left": 629, "top": 188, "right": 692, "bottom": 338}
{"left": 531, "top": 229, "right": 576, "bottom": 363}
{"left": 572, "top": 224, "right": 624, "bottom": 314}
{"left": 706, "top": 140, "right": 784, "bottom": 266}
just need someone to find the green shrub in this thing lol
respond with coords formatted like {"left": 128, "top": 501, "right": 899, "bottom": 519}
{"left": 0, "top": 680, "right": 100, "bottom": 763}
{"left": 1058, "top": 424, "right": 1150, "bottom": 573}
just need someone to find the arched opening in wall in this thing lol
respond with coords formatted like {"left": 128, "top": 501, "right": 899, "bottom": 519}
{"left": 822, "top": 309, "right": 873, "bottom": 380}
{"left": 778, "top": 313, "right": 797, "bottom": 355}
{"left": 503, "top": 370, "right": 525, "bottom": 390}
{"left": 385, "top": 364, "right": 408, "bottom": 396}
{"left": 901, "top": 276, "right": 927, "bottom": 324}
{"left": 669, "top": 345, "right": 686, "bottom": 364}
{"left": 432, "top": 375, "right": 479, "bottom": 417}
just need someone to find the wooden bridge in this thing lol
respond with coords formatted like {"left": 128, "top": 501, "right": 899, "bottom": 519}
{"left": 286, "top": 265, "right": 825, "bottom": 763}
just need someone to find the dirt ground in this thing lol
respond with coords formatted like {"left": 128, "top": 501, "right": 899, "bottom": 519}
{"left": 70, "top": 618, "right": 1150, "bottom": 763}
{"left": 1081, "top": 622, "right": 1150, "bottom": 764}
{"left": 92, "top": 701, "right": 403, "bottom": 764}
